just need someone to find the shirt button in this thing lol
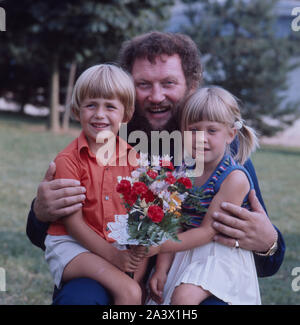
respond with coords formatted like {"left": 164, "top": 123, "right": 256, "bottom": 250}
{"left": 105, "top": 196, "right": 109, "bottom": 201}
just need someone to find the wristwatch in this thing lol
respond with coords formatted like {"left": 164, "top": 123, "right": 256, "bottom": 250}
{"left": 255, "top": 231, "right": 278, "bottom": 257}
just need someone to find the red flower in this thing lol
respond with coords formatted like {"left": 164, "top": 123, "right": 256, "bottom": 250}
{"left": 141, "top": 189, "right": 155, "bottom": 203}
{"left": 147, "top": 170, "right": 158, "bottom": 179}
{"left": 177, "top": 177, "right": 192, "bottom": 189}
{"left": 161, "top": 159, "right": 174, "bottom": 170}
{"left": 116, "top": 179, "right": 131, "bottom": 194}
{"left": 165, "top": 172, "right": 176, "bottom": 185}
{"left": 147, "top": 205, "right": 164, "bottom": 223}
{"left": 124, "top": 192, "right": 138, "bottom": 206}
{"left": 132, "top": 181, "right": 148, "bottom": 196}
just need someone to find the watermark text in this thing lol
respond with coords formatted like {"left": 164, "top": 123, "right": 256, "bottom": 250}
{"left": 292, "top": 267, "right": 300, "bottom": 292}
{"left": 0, "top": 268, "right": 6, "bottom": 291}
{"left": 291, "top": 7, "right": 300, "bottom": 32}
{"left": 0, "top": 7, "right": 6, "bottom": 32}
{"left": 95, "top": 124, "right": 204, "bottom": 177}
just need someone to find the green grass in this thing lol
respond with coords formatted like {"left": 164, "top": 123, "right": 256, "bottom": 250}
{"left": 252, "top": 145, "right": 300, "bottom": 305}
{"left": 0, "top": 114, "right": 299, "bottom": 305}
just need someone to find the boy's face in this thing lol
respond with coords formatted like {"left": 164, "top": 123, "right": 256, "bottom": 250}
{"left": 77, "top": 97, "right": 125, "bottom": 151}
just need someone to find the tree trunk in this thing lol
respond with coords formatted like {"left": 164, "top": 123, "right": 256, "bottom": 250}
{"left": 49, "top": 55, "right": 60, "bottom": 133}
{"left": 63, "top": 61, "right": 77, "bottom": 132}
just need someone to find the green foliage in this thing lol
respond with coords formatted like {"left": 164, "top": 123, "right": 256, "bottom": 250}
{"left": 127, "top": 211, "right": 181, "bottom": 245}
{"left": 0, "top": 0, "right": 175, "bottom": 122}
{"left": 180, "top": 0, "right": 299, "bottom": 136}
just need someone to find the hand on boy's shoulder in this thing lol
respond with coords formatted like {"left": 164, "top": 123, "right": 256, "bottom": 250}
{"left": 34, "top": 161, "right": 86, "bottom": 223}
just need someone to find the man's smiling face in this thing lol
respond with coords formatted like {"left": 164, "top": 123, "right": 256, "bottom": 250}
{"left": 131, "top": 54, "right": 188, "bottom": 131}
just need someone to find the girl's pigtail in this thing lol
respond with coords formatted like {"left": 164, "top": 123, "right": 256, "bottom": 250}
{"left": 235, "top": 121, "right": 259, "bottom": 165}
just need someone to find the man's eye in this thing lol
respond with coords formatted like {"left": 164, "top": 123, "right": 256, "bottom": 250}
{"left": 137, "top": 82, "right": 150, "bottom": 89}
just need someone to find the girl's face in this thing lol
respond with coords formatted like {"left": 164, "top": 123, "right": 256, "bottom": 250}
{"left": 186, "top": 120, "right": 236, "bottom": 168}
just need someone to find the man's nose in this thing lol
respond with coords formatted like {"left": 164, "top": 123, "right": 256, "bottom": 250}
{"left": 149, "top": 84, "right": 165, "bottom": 104}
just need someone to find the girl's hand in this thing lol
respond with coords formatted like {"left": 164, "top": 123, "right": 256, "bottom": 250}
{"left": 149, "top": 270, "right": 167, "bottom": 304}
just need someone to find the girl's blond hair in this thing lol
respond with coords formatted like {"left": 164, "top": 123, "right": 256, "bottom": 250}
{"left": 70, "top": 64, "right": 135, "bottom": 122}
{"left": 181, "top": 86, "right": 259, "bottom": 164}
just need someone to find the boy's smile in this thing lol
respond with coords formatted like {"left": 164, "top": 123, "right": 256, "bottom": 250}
{"left": 77, "top": 97, "right": 126, "bottom": 154}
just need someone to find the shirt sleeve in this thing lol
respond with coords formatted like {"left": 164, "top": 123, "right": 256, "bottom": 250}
{"left": 243, "top": 158, "right": 285, "bottom": 277}
{"left": 25, "top": 153, "right": 81, "bottom": 251}
{"left": 54, "top": 153, "right": 81, "bottom": 181}
{"left": 26, "top": 198, "right": 50, "bottom": 251}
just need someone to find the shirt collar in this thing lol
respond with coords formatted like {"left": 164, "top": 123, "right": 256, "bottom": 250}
{"left": 78, "top": 131, "right": 136, "bottom": 165}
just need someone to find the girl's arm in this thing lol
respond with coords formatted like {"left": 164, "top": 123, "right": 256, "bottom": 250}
{"left": 159, "top": 170, "right": 251, "bottom": 254}
{"left": 62, "top": 210, "right": 140, "bottom": 272}
{"left": 149, "top": 252, "right": 175, "bottom": 303}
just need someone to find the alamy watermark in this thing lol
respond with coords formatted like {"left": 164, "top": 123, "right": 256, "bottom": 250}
{"left": 95, "top": 124, "right": 205, "bottom": 177}
{"left": 291, "top": 7, "right": 300, "bottom": 32}
{"left": 291, "top": 267, "right": 300, "bottom": 292}
{"left": 0, "top": 7, "right": 6, "bottom": 32}
{"left": 0, "top": 267, "right": 6, "bottom": 291}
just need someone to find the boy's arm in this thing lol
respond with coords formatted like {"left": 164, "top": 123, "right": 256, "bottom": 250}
{"left": 62, "top": 210, "right": 140, "bottom": 272}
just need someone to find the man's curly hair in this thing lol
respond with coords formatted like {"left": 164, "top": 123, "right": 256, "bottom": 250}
{"left": 118, "top": 31, "right": 203, "bottom": 91}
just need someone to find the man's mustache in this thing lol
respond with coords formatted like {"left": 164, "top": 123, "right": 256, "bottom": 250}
{"left": 144, "top": 100, "right": 173, "bottom": 111}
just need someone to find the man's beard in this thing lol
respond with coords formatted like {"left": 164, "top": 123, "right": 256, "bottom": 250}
{"left": 128, "top": 94, "right": 189, "bottom": 136}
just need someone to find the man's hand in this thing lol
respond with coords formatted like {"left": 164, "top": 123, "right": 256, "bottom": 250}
{"left": 212, "top": 190, "right": 277, "bottom": 253}
{"left": 33, "top": 162, "right": 86, "bottom": 223}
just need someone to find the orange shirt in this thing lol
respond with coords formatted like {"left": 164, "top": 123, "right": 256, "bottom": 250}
{"left": 47, "top": 131, "right": 137, "bottom": 243}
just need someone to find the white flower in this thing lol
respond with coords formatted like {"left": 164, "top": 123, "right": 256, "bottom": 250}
{"left": 151, "top": 155, "right": 160, "bottom": 167}
{"left": 131, "top": 170, "right": 141, "bottom": 180}
{"left": 137, "top": 152, "right": 149, "bottom": 167}
{"left": 161, "top": 154, "right": 172, "bottom": 163}
{"left": 158, "top": 189, "right": 171, "bottom": 202}
{"left": 150, "top": 180, "right": 168, "bottom": 195}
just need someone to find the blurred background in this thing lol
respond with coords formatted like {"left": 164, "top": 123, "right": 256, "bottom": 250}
{"left": 0, "top": 0, "right": 299, "bottom": 305}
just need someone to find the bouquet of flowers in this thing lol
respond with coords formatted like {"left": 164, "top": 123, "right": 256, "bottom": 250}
{"left": 107, "top": 154, "right": 193, "bottom": 247}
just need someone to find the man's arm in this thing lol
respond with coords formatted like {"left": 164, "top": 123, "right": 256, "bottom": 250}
{"left": 26, "top": 199, "right": 50, "bottom": 250}
{"left": 212, "top": 158, "right": 285, "bottom": 277}
{"left": 25, "top": 162, "right": 86, "bottom": 250}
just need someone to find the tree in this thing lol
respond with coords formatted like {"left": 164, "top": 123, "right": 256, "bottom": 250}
{"left": 1, "top": 0, "right": 175, "bottom": 132}
{"left": 178, "top": 0, "right": 299, "bottom": 136}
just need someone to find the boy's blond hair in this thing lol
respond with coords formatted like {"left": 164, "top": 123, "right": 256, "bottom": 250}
{"left": 70, "top": 64, "right": 135, "bottom": 122}
{"left": 180, "top": 86, "right": 259, "bottom": 165}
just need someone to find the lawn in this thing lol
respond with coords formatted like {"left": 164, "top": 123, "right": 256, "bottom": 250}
{"left": 0, "top": 114, "right": 299, "bottom": 305}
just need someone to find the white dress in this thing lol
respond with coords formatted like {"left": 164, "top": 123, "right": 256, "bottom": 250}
{"left": 147, "top": 242, "right": 261, "bottom": 305}
{"left": 147, "top": 155, "right": 261, "bottom": 305}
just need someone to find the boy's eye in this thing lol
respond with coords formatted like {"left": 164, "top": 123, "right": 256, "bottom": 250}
{"left": 85, "top": 103, "right": 95, "bottom": 109}
{"left": 107, "top": 104, "right": 117, "bottom": 110}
